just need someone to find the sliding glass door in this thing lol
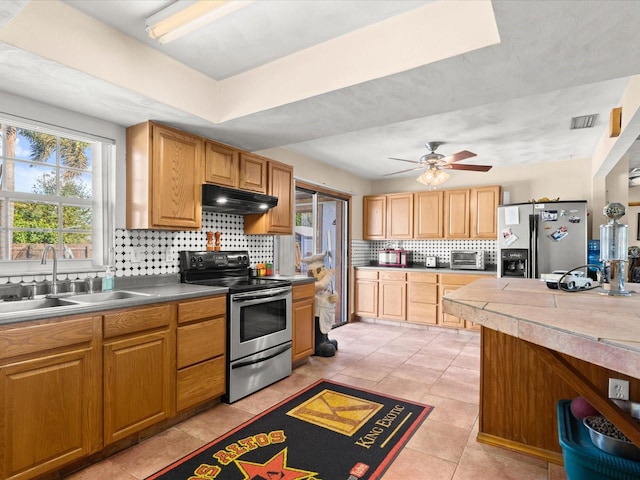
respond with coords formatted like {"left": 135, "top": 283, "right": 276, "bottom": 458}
{"left": 295, "top": 184, "right": 349, "bottom": 327}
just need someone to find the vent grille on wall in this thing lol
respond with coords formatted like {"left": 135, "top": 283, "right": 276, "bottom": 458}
{"left": 570, "top": 114, "right": 598, "bottom": 129}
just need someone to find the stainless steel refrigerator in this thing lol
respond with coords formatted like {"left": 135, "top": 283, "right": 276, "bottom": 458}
{"left": 497, "top": 201, "right": 588, "bottom": 278}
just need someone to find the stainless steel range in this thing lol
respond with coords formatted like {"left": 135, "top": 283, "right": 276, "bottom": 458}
{"left": 179, "top": 250, "right": 292, "bottom": 403}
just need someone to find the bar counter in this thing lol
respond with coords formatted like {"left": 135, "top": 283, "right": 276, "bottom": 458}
{"left": 443, "top": 277, "right": 640, "bottom": 463}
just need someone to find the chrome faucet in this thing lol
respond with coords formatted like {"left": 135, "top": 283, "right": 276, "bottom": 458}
{"left": 41, "top": 244, "right": 58, "bottom": 296}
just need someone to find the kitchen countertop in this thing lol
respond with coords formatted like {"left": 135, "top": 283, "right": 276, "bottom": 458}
{"left": 355, "top": 264, "right": 497, "bottom": 275}
{"left": 0, "top": 273, "right": 316, "bottom": 326}
{"left": 0, "top": 275, "right": 226, "bottom": 326}
{"left": 442, "top": 277, "right": 640, "bottom": 379}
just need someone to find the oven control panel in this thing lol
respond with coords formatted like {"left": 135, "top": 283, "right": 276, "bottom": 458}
{"left": 179, "top": 250, "right": 250, "bottom": 270}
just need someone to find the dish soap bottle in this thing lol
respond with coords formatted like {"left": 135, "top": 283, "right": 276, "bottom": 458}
{"left": 102, "top": 266, "right": 114, "bottom": 292}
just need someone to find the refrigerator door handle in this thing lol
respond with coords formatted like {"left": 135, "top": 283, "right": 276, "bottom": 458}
{"left": 530, "top": 214, "right": 537, "bottom": 279}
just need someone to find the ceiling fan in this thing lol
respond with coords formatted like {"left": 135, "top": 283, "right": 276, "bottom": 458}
{"left": 385, "top": 142, "right": 492, "bottom": 186}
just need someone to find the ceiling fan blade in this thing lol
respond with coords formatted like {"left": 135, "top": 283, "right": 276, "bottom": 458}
{"left": 442, "top": 163, "right": 492, "bottom": 172}
{"left": 388, "top": 157, "right": 420, "bottom": 164}
{"left": 441, "top": 150, "right": 477, "bottom": 164}
{"left": 382, "top": 166, "right": 425, "bottom": 176}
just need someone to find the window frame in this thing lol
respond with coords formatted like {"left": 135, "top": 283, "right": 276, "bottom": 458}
{"left": 0, "top": 114, "right": 115, "bottom": 276}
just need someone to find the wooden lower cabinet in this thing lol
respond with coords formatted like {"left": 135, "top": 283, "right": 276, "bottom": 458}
{"left": 355, "top": 269, "right": 379, "bottom": 317}
{"left": 103, "top": 304, "right": 175, "bottom": 445}
{"left": 176, "top": 296, "right": 226, "bottom": 411}
{"left": 0, "top": 315, "right": 101, "bottom": 480}
{"left": 438, "top": 274, "right": 485, "bottom": 329}
{"left": 356, "top": 268, "right": 490, "bottom": 329}
{"left": 378, "top": 271, "right": 407, "bottom": 321}
{"left": 407, "top": 272, "right": 438, "bottom": 325}
{"left": 292, "top": 283, "right": 316, "bottom": 363}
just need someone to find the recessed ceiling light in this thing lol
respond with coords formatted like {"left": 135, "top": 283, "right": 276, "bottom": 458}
{"left": 570, "top": 114, "right": 598, "bottom": 130}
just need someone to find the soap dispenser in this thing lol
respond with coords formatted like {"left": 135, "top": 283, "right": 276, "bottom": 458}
{"left": 102, "top": 266, "right": 115, "bottom": 292}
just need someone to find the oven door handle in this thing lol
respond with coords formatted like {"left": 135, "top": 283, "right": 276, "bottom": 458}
{"left": 232, "top": 289, "right": 291, "bottom": 303}
{"left": 231, "top": 344, "right": 292, "bottom": 369}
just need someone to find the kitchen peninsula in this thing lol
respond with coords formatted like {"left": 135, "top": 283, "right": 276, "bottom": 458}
{"left": 443, "top": 277, "right": 640, "bottom": 464}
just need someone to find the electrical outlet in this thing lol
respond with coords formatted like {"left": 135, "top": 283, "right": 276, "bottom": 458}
{"left": 131, "top": 247, "right": 142, "bottom": 264}
{"left": 608, "top": 378, "right": 630, "bottom": 400}
{"left": 164, "top": 246, "right": 173, "bottom": 264}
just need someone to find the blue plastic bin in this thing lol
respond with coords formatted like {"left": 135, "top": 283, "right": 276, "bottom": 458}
{"left": 557, "top": 400, "right": 640, "bottom": 480}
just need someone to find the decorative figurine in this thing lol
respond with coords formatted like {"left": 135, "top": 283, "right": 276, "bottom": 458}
{"left": 301, "top": 252, "right": 338, "bottom": 357}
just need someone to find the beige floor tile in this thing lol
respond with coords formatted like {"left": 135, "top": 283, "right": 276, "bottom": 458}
{"left": 65, "top": 321, "right": 561, "bottom": 480}
{"left": 108, "top": 427, "right": 205, "bottom": 479}
{"left": 407, "top": 417, "right": 472, "bottom": 463}
{"left": 452, "top": 447, "right": 549, "bottom": 480}
{"left": 382, "top": 446, "right": 457, "bottom": 480}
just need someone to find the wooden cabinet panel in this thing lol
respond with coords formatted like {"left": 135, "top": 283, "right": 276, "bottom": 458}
{"left": 414, "top": 191, "right": 444, "bottom": 239}
{"left": 176, "top": 356, "right": 225, "bottom": 411}
{"left": 444, "top": 189, "right": 470, "bottom": 238}
{"left": 379, "top": 271, "right": 406, "bottom": 282}
{"left": 355, "top": 280, "right": 378, "bottom": 317}
{"left": 355, "top": 269, "right": 378, "bottom": 280}
{"left": 239, "top": 152, "right": 268, "bottom": 193}
{"left": 378, "top": 279, "right": 406, "bottom": 321}
{"left": 177, "top": 317, "right": 225, "bottom": 369}
{"left": 366, "top": 186, "right": 500, "bottom": 240}
{"left": 103, "top": 329, "right": 173, "bottom": 444}
{"left": 292, "top": 296, "right": 315, "bottom": 363}
{"left": 177, "top": 296, "right": 226, "bottom": 324}
{"left": 386, "top": 193, "right": 413, "bottom": 239}
{"left": 176, "top": 296, "right": 226, "bottom": 411}
{"left": 0, "top": 324, "right": 101, "bottom": 480}
{"left": 471, "top": 186, "right": 501, "bottom": 238}
{"left": 126, "top": 121, "right": 202, "bottom": 230}
{"left": 103, "top": 304, "right": 172, "bottom": 339}
{"left": 0, "top": 316, "right": 95, "bottom": 360}
{"left": 204, "top": 140, "right": 239, "bottom": 187}
{"left": 439, "top": 285, "right": 466, "bottom": 328}
{"left": 244, "top": 161, "right": 293, "bottom": 235}
{"left": 363, "top": 196, "right": 386, "bottom": 240}
{"left": 407, "top": 272, "right": 438, "bottom": 325}
{"left": 479, "top": 329, "right": 640, "bottom": 460}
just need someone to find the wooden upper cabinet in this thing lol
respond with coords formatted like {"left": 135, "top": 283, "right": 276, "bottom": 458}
{"left": 204, "top": 140, "right": 239, "bottom": 187}
{"left": 386, "top": 193, "right": 413, "bottom": 239}
{"left": 471, "top": 186, "right": 501, "bottom": 238}
{"left": 414, "top": 190, "right": 444, "bottom": 239}
{"left": 239, "top": 152, "right": 268, "bottom": 193}
{"left": 244, "top": 161, "right": 293, "bottom": 235}
{"left": 126, "top": 121, "right": 203, "bottom": 230}
{"left": 363, "top": 195, "right": 386, "bottom": 240}
{"left": 444, "top": 189, "right": 470, "bottom": 238}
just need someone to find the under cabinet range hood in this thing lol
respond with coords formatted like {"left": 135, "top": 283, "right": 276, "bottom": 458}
{"left": 202, "top": 184, "right": 278, "bottom": 214}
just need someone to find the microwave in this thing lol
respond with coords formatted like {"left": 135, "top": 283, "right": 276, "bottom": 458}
{"left": 450, "top": 250, "right": 486, "bottom": 270}
{"left": 378, "top": 249, "right": 410, "bottom": 267}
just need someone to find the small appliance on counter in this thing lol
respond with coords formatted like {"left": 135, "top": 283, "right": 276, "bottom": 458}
{"left": 450, "top": 250, "right": 486, "bottom": 270}
{"left": 378, "top": 249, "right": 411, "bottom": 267}
{"left": 425, "top": 256, "right": 438, "bottom": 268}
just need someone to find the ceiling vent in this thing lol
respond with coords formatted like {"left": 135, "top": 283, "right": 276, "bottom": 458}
{"left": 570, "top": 114, "right": 598, "bottom": 129}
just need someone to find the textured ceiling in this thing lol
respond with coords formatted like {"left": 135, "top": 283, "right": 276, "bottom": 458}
{"left": 0, "top": 0, "right": 639, "bottom": 180}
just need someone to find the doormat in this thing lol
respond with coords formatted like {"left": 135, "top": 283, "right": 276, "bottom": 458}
{"left": 147, "top": 379, "right": 433, "bottom": 480}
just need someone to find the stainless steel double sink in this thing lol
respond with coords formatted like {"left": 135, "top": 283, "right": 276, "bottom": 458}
{"left": 0, "top": 290, "right": 152, "bottom": 315}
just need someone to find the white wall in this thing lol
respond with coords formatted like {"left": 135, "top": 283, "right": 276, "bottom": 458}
{"left": 255, "top": 147, "right": 373, "bottom": 239}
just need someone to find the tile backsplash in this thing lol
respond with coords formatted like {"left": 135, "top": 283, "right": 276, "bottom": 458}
{"left": 114, "top": 212, "right": 274, "bottom": 276}
{"left": 352, "top": 239, "right": 497, "bottom": 266}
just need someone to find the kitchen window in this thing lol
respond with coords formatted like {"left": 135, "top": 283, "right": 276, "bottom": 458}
{"left": 0, "top": 116, "right": 114, "bottom": 275}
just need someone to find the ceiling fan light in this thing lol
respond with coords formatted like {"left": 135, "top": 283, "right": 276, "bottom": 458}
{"left": 417, "top": 168, "right": 449, "bottom": 186}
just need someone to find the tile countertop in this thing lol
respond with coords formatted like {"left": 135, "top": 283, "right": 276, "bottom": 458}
{"left": 355, "top": 264, "right": 498, "bottom": 275}
{"left": 442, "top": 277, "right": 640, "bottom": 379}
